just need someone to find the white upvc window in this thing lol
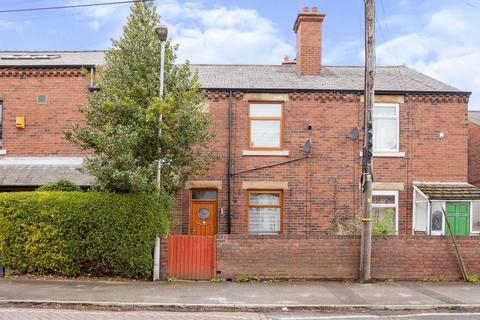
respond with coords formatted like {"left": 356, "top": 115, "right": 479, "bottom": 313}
{"left": 372, "top": 190, "right": 399, "bottom": 235}
{"left": 373, "top": 103, "right": 399, "bottom": 153}
{"left": 430, "top": 201, "right": 444, "bottom": 235}
{"left": 471, "top": 201, "right": 480, "bottom": 234}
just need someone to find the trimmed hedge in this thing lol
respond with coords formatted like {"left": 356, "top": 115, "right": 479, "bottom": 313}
{"left": 0, "top": 192, "right": 168, "bottom": 278}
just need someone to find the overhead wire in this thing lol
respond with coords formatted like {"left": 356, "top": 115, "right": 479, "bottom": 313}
{"left": 0, "top": 0, "right": 151, "bottom": 14}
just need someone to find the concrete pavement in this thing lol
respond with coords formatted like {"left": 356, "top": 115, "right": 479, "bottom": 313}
{"left": 0, "top": 308, "right": 266, "bottom": 320}
{"left": 0, "top": 279, "right": 479, "bottom": 310}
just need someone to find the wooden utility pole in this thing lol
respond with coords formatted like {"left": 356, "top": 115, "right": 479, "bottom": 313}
{"left": 360, "top": 0, "right": 375, "bottom": 283}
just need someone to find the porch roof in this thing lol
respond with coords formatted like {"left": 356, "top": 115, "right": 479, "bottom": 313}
{"left": 415, "top": 183, "right": 480, "bottom": 200}
{"left": 0, "top": 157, "right": 93, "bottom": 187}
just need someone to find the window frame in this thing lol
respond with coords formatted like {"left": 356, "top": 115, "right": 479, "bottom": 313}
{"left": 190, "top": 189, "right": 218, "bottom": 202}
{"left": 247, "top": 190, "right": 283, "bottom": 235}
{"left": 471, "top": 201, "right": 480, "bottom": 235}
{"left": 248, "top": 101, "right": 284, "bottom": 150}
{"left": 372, "top": 103, "right": 400, "bottom": 153}
{"left": 372, "top": 190, "right": 399, "bottom": 235}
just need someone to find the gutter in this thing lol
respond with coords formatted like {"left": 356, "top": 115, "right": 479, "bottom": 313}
{"left": 201, "top": 87, "right": 471, "bottom": 96}
{"left": 0, "top": 64, "right": 98, "bottom": 68}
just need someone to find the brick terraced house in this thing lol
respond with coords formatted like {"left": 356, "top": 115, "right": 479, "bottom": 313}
{"left": 0, "top": 8, "right": 478, "bottom": 239}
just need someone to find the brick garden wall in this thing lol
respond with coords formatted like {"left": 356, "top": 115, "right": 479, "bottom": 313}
{"left": 215, "top": 234, "right": 480, "bottom": 280}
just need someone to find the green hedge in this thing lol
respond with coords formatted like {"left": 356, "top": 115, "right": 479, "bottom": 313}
{"left": 0, "top": 192, "right": 168, "bottom": 278}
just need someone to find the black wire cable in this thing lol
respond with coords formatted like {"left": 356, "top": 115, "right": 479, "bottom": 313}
{"left": 0, "top": 0, "right": 151, "bottom": 14}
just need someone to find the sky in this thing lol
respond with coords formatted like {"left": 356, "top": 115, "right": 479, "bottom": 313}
{"left": 1, "top": 0, "right": 479, "bottom": 108}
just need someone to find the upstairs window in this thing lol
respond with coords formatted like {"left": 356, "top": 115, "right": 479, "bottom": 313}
{"left": 373, "top": 103, "right": 399, "bottom": 153}
{"left": 248, "top": 190, "right": 282, "bottom": 234}
{"left": 249, "top": 103, "right": 283, "bottom": 149}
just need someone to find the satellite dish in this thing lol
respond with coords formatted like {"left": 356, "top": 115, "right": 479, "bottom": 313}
{"left": 303, "top": 139, "right": 312, "bottom": 154}
{"left": 348, "top": 127, "right": 359, "bottom": 140}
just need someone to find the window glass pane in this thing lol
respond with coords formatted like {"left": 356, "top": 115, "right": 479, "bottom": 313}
{"left": 373, "top": 118, "right": 398, "bottom": 151}
{"left": 373, "top": 105, "right": 397, "bottom": 117}
{"left": 250, "top": 120, "right": 280, "bottom": 148}
{"left": 431, "top": 202, "right": 443, "bottom": 232}
{"left": 372, "top": 207, "right": 396, "bottom": 235}
{"left": 250, "top": 193, "right": 280, "bottom": 205}
{"left": 472, "top": 202, "right": 480, "bottom": 233}
{"left": 249, "top": 207, "right": 280, "bottom": 234}
{"left": 250, "top": 104, "right": 282, "bottom": 117}
{"left": 414, "top": 200, "right": 428, "bottom": 232}
{"left": 192, "top": 190, "right": 217, "bottom": 200}
{"left": 372, "top": 195, "right": 395, "bottom": 205}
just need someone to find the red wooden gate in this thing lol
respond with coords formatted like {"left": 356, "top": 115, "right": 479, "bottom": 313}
{"left": 167, "top": 235, "right": 216, "bottom": 280}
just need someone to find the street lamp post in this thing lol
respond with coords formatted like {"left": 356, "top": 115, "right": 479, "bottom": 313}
{"left": 153, "top": 23, "right": 168, "bottom": 282}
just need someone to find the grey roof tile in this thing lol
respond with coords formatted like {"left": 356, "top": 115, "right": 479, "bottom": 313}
{"left": 0, "top": 164, "right": 93, "bottom": 186}
{"left": 0, "top": 51, "right": 465, "bottom": 93}
{"left": 415, "top": 183, "right": 480, "bottom": 200}
{"left": 469, "top": 111, "right": 480, "bottom": 126}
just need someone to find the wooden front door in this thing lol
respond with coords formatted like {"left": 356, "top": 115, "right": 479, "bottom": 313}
{"left": 445, "top": 202, "right": 470, "bottom": 236}
{"left": 190, "top": 189, "right": 217, "bottom": 236}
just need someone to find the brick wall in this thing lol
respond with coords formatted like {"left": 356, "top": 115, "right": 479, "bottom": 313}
{"left": 177, "top": 92, "right": 469, "bottom": 236}
{"left": 0, "top": 67, "right": 90, "bottom": 156}
{"left": 468, "top": 121, "right": 480, "bottom": 187}
{"left": 0, "top": 67, "right": 470, "bottom": 236}
{"left": 215, "top": 234, "right": 480, "bottom": 280}
{"left": 294, "top": 11, "right": 325, "bottom": 75}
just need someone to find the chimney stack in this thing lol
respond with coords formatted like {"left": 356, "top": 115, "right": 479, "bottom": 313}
{"left": 293, "top": 7, "right": 326, "bottom": 75}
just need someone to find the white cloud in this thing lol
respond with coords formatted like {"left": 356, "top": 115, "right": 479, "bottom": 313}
{"left": 157, "top": 0, "right": 294, "bottom": 64}
{"left": 69, "top": 0, "right": 293, "bottom": 64}
{"left": 376, "top": 6, "right": 480, "bottom": 108}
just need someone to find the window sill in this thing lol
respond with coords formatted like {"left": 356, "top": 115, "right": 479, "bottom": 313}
{"left": 0, "top": 149, "right": 6, "bottom": 155}
{"left": 242, "top": 150, "right": 289, "bottom": 156}
{"left": 373, "top": 151, "right": 405, "bottom": 158}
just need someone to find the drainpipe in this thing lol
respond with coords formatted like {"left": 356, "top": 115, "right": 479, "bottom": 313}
{"left": 227, "top": 90, "right": 233, "bottom": 234}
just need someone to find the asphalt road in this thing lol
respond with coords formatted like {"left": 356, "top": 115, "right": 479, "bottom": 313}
{"left": 2, "top": 309, "right": 480, "bottom": 320}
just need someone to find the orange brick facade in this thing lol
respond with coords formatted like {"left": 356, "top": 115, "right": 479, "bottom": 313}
{"left": 172, "top": 92, "right": 470, "bottom": 236}
{"left": 0, "top": 67, "right": 89, "bottom": 156}
{"left": 0, "top": 70, "right": 469, "bottom": 236}
{"left": 469, "top": 121, "right": 480, "bottom": 187}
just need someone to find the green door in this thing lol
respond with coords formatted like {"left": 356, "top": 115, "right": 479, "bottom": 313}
{"left": 445, "top": 202, "right": 470, "bottom": 236}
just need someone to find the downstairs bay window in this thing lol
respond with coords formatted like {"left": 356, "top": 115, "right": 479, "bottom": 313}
{"left": 248, "top": 190, "right": 282, "bottom": 234}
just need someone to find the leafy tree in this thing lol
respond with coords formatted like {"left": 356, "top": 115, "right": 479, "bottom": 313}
{"left": 66, "top": 2, "right": 216, "bottom": 195}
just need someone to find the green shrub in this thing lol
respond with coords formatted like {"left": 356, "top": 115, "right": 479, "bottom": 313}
{"left": 234, "top": 275, "right": 260, "bottom": 283}
{"left": 372, "top": 209, "right": 395, "bottom": 235}
{"left": 0, "top": 192, "right": 168, "bottom": 278}
{"left": 36, "top": 179, "right": 82, "bottom": 192}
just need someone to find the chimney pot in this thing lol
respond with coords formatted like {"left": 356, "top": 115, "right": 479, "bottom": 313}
{"left": 303, "top": 7, "right": 309, "bottom": 12}
{"left": 311, "top": 7, "right": 318, "bottom": 12}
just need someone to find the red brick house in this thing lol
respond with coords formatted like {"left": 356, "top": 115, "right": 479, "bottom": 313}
{"left": 0, "top": 9, "right": 478, "bottom": 238}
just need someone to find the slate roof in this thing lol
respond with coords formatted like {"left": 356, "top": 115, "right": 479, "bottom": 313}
{"left": 0, "top": 157, "right": 93, "bottom": 186}
{"left": 415, "top": 183, "right": 480, "bottom": 200}
{"left": 468, "top": 111, "right": 480, "bottom": 126}
{"left": 0, "top": 51, "right": 466, "bottom": 94}
{"left": 0, "top": 51, "right": 105, "bottom": 67}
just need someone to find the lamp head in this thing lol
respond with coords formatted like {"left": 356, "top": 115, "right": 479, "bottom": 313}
{"left": 155, "top": 24, "right": 168, "bottom": 41}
